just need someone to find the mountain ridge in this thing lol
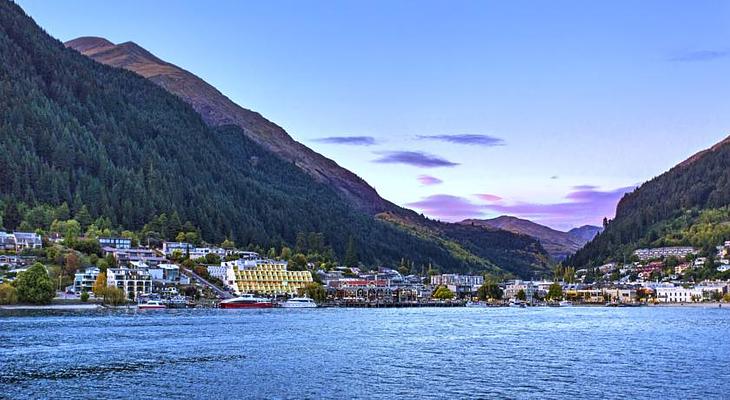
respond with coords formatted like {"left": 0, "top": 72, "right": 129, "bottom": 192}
{"left": 461, "top": 216, "right": 601, "bottom": 260}
{"left": 65, "top": 36, "right": 394, "bottom": 215}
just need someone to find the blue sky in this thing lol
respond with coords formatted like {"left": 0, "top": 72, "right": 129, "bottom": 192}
{"left": 19, "top": 0, "right": 730, "bottom": 230}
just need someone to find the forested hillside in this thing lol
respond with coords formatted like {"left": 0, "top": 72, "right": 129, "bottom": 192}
{"left": 568, "top": 136, "right": 730, "bottom": 267}
{"left": 0, "top": 0, "right": 549, "bottom": 277}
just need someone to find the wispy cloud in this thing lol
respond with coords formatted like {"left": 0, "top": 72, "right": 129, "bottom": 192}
{"left": 416, "top": 134, "right": 505, "bottom": 146}
{"left": 313, "top": 136, "right": 377, "bottom": 146}
{"left": 475, "top": 193, "right": 502, "bottom": 202}
{"left": 373, "top": 151, "right": 459, "bottom": 168}
{"left": 669, "top": 49, "right": 730, "bottom": 62}
{"left": 418, "top": 175, "right": 443, "bottom": 185}
{"left": 406, "top": 194, "right": 484, "bottom": 221}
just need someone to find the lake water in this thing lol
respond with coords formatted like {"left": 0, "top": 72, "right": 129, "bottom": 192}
{"left": 1, "top": 306, "right": 729, "bottom": 399}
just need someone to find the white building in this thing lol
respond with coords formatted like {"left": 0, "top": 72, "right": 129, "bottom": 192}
{"left": 148, "top": 263, "right": 180, "bottom": 282}
{"left": 98, "top": 237, "right": 132, "bottom": 249}
{"left": 633, "top": 247, "right": 695, "bottom": 261}
{"left": 0, "top": 232, "right": 16, "bottom": 250}
{"left": 189, "top": 247, "right": 226, "bottom": 260}
{"left": 207, "top": 264, "right": 238, "bottom": 290}
{"left": 72, "top": 267, "right": 100, "bottom": 293}
{"left": 13, "top": 232, "right": 42, "bottom": 251}
{"left": 655, "top": 285, "right": 703, "bottom": 303}
{"left": 162, "top": 241, "right": 194, "bottom": 256}
{"left": 107, "top": 268, "right": 151, "bottom": 299}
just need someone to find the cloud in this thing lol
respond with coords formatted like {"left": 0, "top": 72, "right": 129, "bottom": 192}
{"left": 550, "top": 175, "right": 559, "bottom": 180}
{"left": 406, "top": 194, "right": 484, "bottom": 221}
{"left": 313, "top": 136, "right": 377, "bottom": 146}
{"left": 670, "top": 49, "right": 730, "bottom": 62}
{"left": 483, "top": 185, "right": 635, "bottom": 230}
{"left": 572, "top": 184, "right": 597, "bottom": 190}
{"left": 418, "top": 175, "right": 443, "bottom": 185}
{"left": 416, "top": 134, "right": 505, "bottom": 146}
{"left": 373, "top": 151, "right": 459, "bottom": 168}
{"left": 474, "top": 193, "right": 502, "bottom": 202}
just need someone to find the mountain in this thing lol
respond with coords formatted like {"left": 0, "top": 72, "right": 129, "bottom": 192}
{"left": 64, "top": 36, "right": 390, "bottom": 214}
{"left": 567, "top": 225, "right": 603, "bottom": 243}
{"left": 461, "top": 216, "right": 601, "bottom": 260}
{"left": 568, "top": 135, "right": 730, "bottom": 267}
{"left": 0, "top": 1, "right": 550, "bottom": 277}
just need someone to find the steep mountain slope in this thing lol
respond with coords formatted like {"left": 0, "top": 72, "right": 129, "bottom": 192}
{"left": 567, "top": 225, "right": 603, "bottom": 243}
{"left": 568, "top": 135, "right": 730, "bottom": 267}
{"left": 0, "top": 1, "right": 550, "bottom": 277}
{"left": 64, "top": 36, "right": 391, "bottom": 214}
{"left": 461, "top": 216, "right": 600, "bottom": 260}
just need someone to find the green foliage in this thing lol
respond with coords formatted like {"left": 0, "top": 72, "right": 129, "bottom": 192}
{"left": 104, "top": 287, "right": 126, "bottom": 306}
{"left": 477, "top": 282, "right": 503, "bottom": 300}
{"left": 14, "top": 262, "right": 55, "bottom": 304}
{"left": 80, "top": 290, "right": 89, "bottom": 302}
{"left": 432, "top": 285, "right": 455, "bottom": 300}
{"left": 547, "top": 283, "right": 563, "bottom": 301}
{"left": 0, "top": 282, "right": 18, "bottom": 304}
{"left": 301, "top": 282, "right": 326, "bottom": 303}
{"left": 516, "top": 289, "right": 526, "bottom": 301}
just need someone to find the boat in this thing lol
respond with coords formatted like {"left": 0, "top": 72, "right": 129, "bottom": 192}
{"left": 559, "top": 300, "right": 573, "bottom": 307}
{"left": 219, "top": 294, "right": 274, "bottom": 309}
{"left": 138, "top": 300, "right": 166, "bottom": 310}
{"left": 509, "top": 298, "right": 526, "bottom": 308}
{"left": 465, "top": 301, "right": 485, "bottom": 308}
{"left": 279, "top": 297, "right": 318, "bottom": 308}
{"left": 166, "top": 295, "right": 189, "bottom": 309}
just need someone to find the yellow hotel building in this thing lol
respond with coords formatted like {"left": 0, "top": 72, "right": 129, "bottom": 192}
{"left": 230, "top": 260, "right": 313, "bottom": 295}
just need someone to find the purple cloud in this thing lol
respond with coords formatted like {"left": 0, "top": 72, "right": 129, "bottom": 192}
{"left": 373, "top": 151, "right": 459, "bottom": 168}
{"left": 475, "top": 193, "right": 502, "bottom": 202}
{"left": 418, "top": 175, "right": 443, "bottom": 185}
{"left": 484, "top": 186, "right": 636, "bottom": 230}
{"left": 670, "top": 49, "right": 730, "bottom": 62}
{"left": 313, "top": 136, "right": 377, "bottom": 146}
{"left": 406, "top": 194, "right": 484, "bottom": 221}
{"left": 416, "top": 134, "right": 505, "bottom": 146}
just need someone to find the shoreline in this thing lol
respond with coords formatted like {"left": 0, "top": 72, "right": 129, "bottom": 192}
{"left": 0, "top": 304, "right": 103, "bottom": 310}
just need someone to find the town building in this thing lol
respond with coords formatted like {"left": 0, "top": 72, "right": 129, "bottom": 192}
{"left": 147, "top": 263, "right": 181, "bottom": 282}
{"left": 72, "top": 267, "right": 100, "bottom": 293}
{"left": 633, "top": 247, "right": 695, "bottom": 261}
{"left": 0, "top": 232, "right": 16, "bottom": 250}
{"left": 162, "top": 241, "right": 194, "bottom": 256}
{"left": 13, "top": 232, "right": 42, "bottom": 251}
{"left": 431, "top": 274, "right": 484, "bottom": 297}
{"left": 98, "top": 237, "right": 132, "bottom": 249}
{"left": 189, "top": 247, "right": 226, "bottom": 260}
{"left": 218, "top": 259, "right": 313, "bottom": 295}
{"left": 104, "top": 247, "right": 165, "bottom": 267}
{"left": 655, "top": 285, "right": 703, "bottom": 303}
{"left": 107, "top": 268, "right": 152, "bottom": 299}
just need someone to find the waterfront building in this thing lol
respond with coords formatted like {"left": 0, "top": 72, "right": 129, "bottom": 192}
{"left": 13, "top": 232, "right": 42, "bottom": 251}
{"left": 72, "top": 266, "right": 100, "bottom": 293}
{"left": 655, "top": 285, "right": 703, "bottom": 303}
{"left": 98, "top": 237, "right": 132, "bottom": 249}
{"left": 430, "top": 274, "right": 484, "bottom": 293}
{"left": 633, "top": 247, "right": 695, "bottom": 261}
{"left": 147, "top": 263, "right": 181, "bottom": 282}
{"left": 218, "top": 259, "right": 313, "bottom": 295}
{"left": 107, "top": 268, "right": 152, "bottom": 299}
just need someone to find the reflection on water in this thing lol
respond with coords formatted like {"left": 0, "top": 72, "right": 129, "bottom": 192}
{"left": 1, "top": 307, "right": 729, "bottom": 399}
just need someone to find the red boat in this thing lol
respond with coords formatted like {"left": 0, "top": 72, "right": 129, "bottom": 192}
{"left": 219, "top": 294, "right": 274, "bottom": 309}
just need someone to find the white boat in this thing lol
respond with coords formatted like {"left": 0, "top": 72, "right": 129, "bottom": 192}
{"left": 138, "top": 300, "right": 166, "bottom": 310}
{"left": 279, "top": 297, "right": 318, "bottom": 308}
{"left": 465, "top": 301, "right": 485, "bottom": 308}
{"left": 509, "top": 298, "right": 526, "bottom": 308}
{"left": 559, "top": 300, "right": 573, "bottom": 307}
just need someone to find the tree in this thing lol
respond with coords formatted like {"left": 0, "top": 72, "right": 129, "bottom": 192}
{"left": 175, "top": 232, "right": 186, "bottom": 242}
{"left": 14, "top": 263, "right": 55, "bottom": 304}
{"left": 344, "top": 236, "right": 358, "bottom": 267}
{"left": 64, "top": 252, "right": 81, "bottom": 276}
{"left": 92, "top": 272, "right": 107, "bottom": 297}
{"left": 3, "top": 200, "right": 21, "bottom": 230}
{"left": 289, "top": 253, "right": 308, "bottom": 271}
{"left": 104, "top": 287, "right": 126, "bottom": 306}
{"left": 516, "top": 289, "right": 527, "bottom": 301}
{"left": 221, "top": 238, "right": 235, "bottom": 249}
{"left": 301, "top": 282, "right": 326, "bottom": 302}
{"left": 477, "top": 282, "right": 503, "bottom": 300}
{"left": 80, "top": 291, "right": 90, "bottom": 302}
{"left": 280, "top": 246, "right": 292, "bottom": 261}
{"left": 433, "top": 285, "right": 454, "bottom": 300}
{"left": 547, "top": 283, "right": 563, "bottom": 301}
{"left": 0, "top": 283, "right": 18, "bottom": 305}
{"left": 204, "top": 253, "right": 221, "bottom": 265}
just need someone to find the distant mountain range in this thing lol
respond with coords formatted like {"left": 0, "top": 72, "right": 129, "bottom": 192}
{"left": 461, "top": 216, "right": 602, "bottom": 260}
{"left": 568, "top": 135, "right": 730, "bottom": 267}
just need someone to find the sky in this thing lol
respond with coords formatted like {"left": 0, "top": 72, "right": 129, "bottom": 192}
{"left": 18, "top": 0, "right": 730, "bottom": 230}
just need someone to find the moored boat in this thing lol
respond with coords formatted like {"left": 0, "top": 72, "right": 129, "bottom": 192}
{"left": 559, "top": 300, "right": 573, "bottom": 307}
{"left": 509, "top": 298, "right": 526, "bottom": 308}
{"left": 279, "top": 297, "right": 318, "bottom": 308}
{"left": 138, "top": 300, "right": 166, "bottom": 310}
{"left": 219, "top": 294, "right": 274, "bottom": 309}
